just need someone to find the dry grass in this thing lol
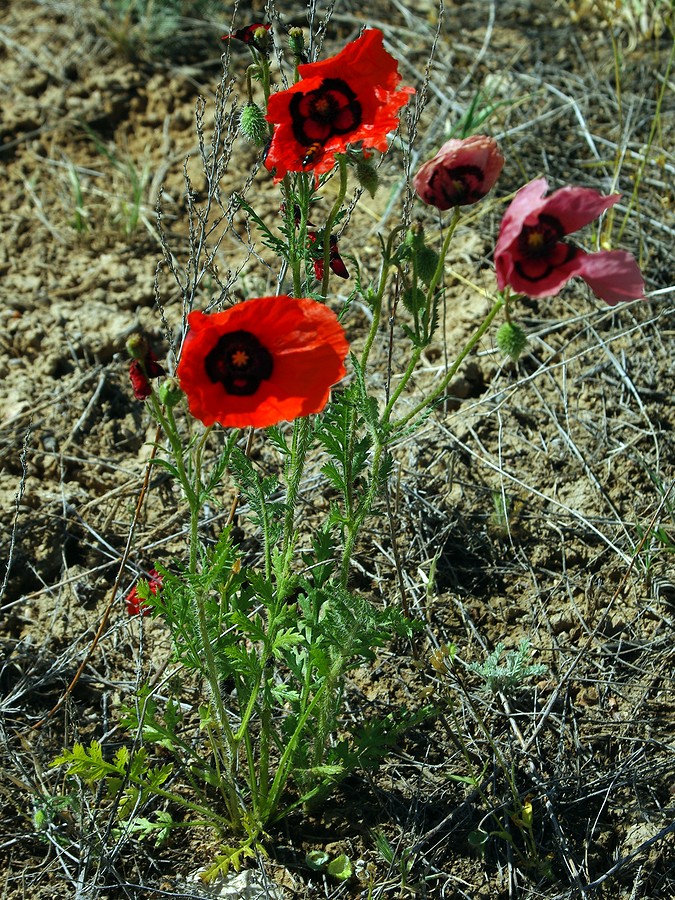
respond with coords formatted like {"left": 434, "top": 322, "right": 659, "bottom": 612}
{"left": 1, "top": 0, "right": 674, "bottom": 897}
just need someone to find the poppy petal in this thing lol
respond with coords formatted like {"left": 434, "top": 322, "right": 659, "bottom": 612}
{"left": 538, "top": 185, "right": 621, "bottom": 236}
{"left": 495, "top": 178, "right": 550, "bottom": 265}
{"left": 500, "top": 247, "right": 583, "bottom": 298}
{"left": 495, "top": 178, "right": 645, "bottom": 306}
{"left": 573, "top": 249, "right": 645, "bottom": 305}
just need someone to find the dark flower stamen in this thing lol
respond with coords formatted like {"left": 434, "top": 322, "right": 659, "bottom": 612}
{"left": 515, "top": 214, "right": 576, "bottom": 283}
{"left": 518, "top": 214, "right": 565, "bottom": 259}
{"left": 429, "top": 164, "right": 485, "bottom": 205}
{"left": 205, "top": 330, "right": 273, "bottom": 396}
{"left": 289, "top": 78, "right": 362, "bottom": 147}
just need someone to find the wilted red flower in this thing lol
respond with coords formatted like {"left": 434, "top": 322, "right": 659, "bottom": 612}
{"left": 176, "top": 296, "right": 349, "bottom": 429}
{"left": 264, "top": 28, "right": 414, "bottom": 181}
{"left": 495, "top": 178, "right": 645, "bottom": 305}
{"left": 309, "top": 233, "right": 349, "bottom": 280}
{"left": 126, "top": 569, "right": 162, "bottom": 617}
{"left": 128, "top": 346, "right": 165, "bottom": 401}
{"left": 413, "top": 135, "right": 504, "bottom": 210}
{"left": 222, "top": 23, "right": 270, "bottom": 51}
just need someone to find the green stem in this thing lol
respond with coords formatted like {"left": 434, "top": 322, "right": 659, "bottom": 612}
{"left": 392, "top": 295, "right": 505, "bottom": 431}
{"left": 284, "top": 173, "right": 313, "bottom": 297}
{"left": 359, "top": 229, "right": 403, "bottom": 371}
{"left": 382, "top": 345, "right": 423, "bottom": 424}
{"left": 340, "top": 441, "right": 384, "bottom": 586}
{"left": 262, "top": 674, "right": 336, "bottom": 823}
{"left": 425, "top": 208, "right": 461, "bottom": 302}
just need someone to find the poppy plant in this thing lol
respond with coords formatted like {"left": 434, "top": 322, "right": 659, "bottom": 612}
{"left": 264, "top": 28, "right": 414, "bottom": 181}
{"left": 176, "top": 296, "right": 349, "bottom": 429}
{"left": 413, "top": 135, "right": 505, "bottom": 210}
{"left": 495, "top": 178, "right": 645, "bottom": 305}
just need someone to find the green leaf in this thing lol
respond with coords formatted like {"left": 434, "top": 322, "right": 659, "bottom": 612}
{"left": 327, "top": 854, "right": 352, "bottom": 880}
{"left": 305, "top": 850, "right": 330, "bottom": 870}
{"left": 200, "top": 843, "right": 257, "bottom": 881}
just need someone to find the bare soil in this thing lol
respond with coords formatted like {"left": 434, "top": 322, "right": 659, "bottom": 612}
{"left": 1, "top": 1, "right": 674, "bottom": 898}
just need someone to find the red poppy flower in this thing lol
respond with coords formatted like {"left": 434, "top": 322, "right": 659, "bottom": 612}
{"left": 495, "top": 178, "right": 645, "bottom": 305}
{"left": 126, "top": 569, "right": 162, "bottom": 617}
{"left": 413, "top": 135, "right": 504, "bottom": 210}
{"left": 176, "top": 296, "right": 349, "bottom": 429}
{"left": 264, "top": 28, "right": 414, "bottom": 181}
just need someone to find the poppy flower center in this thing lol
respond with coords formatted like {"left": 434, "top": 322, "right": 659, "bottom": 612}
{"left": 518, "top": 214, "right": 564, "bottom": 259}
{"left": 289, "top": 77, "right": 363, "bottom": 147}
{"left": 513, "top": 213, "right": 577, "bottom": 283}
{"left": 431, "top": 164, "right": 485, "bottom": 205}
{"left": 204, "top": 330, "right": 273, "bottom": 396}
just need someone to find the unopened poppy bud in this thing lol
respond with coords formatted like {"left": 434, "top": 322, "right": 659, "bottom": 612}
{"left": 356, "top": 157, "right": 379, "bottom": 198}
{"left": 126, "top": 333, "right": 149, "bottom": 361}
{"left": 496, "top": 321, "right": 528, "bottom": 361}
{"left": 253, "top": 25, "right": 271, "bottom": 51}
{"left": 159, "top": 377, "right": 183, "bottom": 408}
{"left": 239, "top": 102, "right": 268, "bottom": 145}
{"left": 288, "top": 27, "right": 305, "bottom": 57}
{"left": 414, "top": 135, "right": 504, "bottom": 210}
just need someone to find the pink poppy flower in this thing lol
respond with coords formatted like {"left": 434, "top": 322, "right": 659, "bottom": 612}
{"left": 413, "top": 135, "right": 504, "bottom": 209}
{"left": 495, "top": 178, "right": 645, "bottom": 305}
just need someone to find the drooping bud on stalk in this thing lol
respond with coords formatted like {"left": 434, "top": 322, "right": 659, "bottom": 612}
{"left": 356, "top": 157, "right": 379, "bottom": 198}
{"left": 239, "top": 102, "right": 269, "bottom": 145}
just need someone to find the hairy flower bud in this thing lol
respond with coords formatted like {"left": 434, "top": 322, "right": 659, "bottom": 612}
{"left": 402, "top": 286, "right": 426, "bottom": 315}
{"left": 239, "top": 102, "right": 269, "bottom": 145}
{"left": 403, "top": 224, "right": 439, "bottom": 285}
{"left": 288, "top": 27, "right": 305, "bottom": 58}
{"left": 496, "top": 321, "right": 528, "bottom": 361}
{"left": 126, "top": 333, "right": 149, "bottom": 361}
{"left": 159, "top": 377, "right": 183, "bottom": 408}
{"left": 416, "top": 246, "right": 441, "bottom": 285}
{"left": 356, "top": 157, "right": 379, "bottom": 198}
{"left": 414, "top": 135, "right": 504, "bottom": 210}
